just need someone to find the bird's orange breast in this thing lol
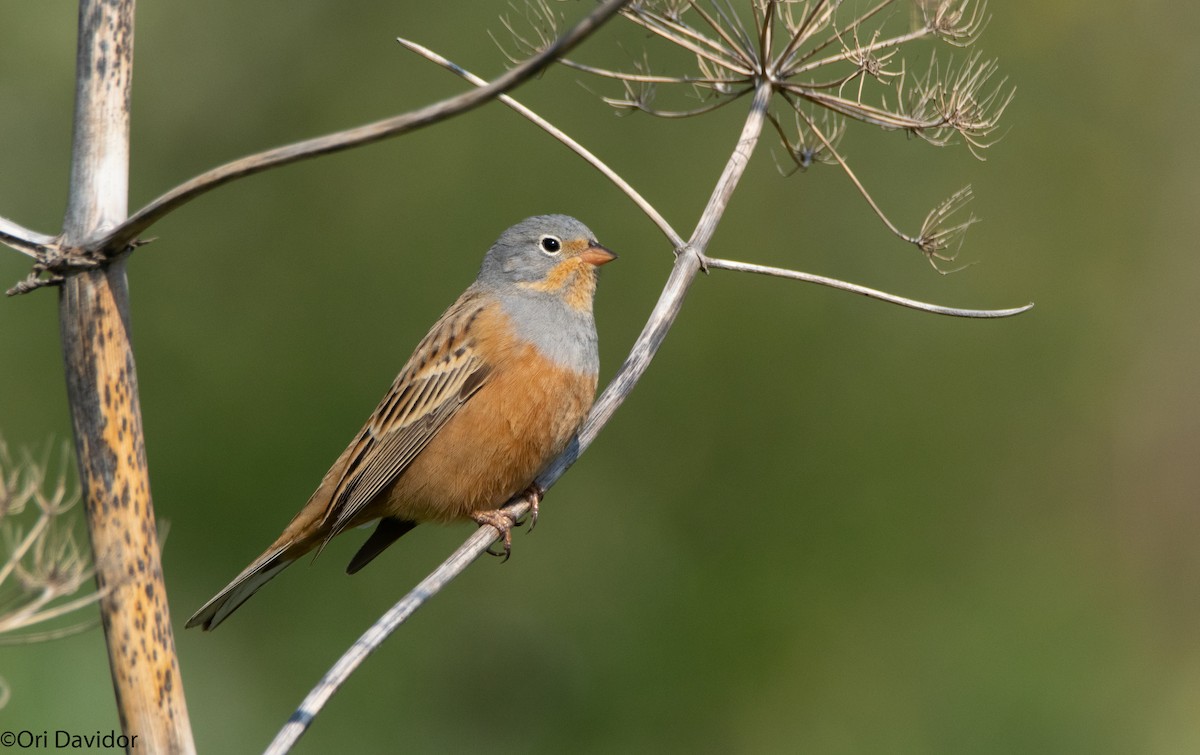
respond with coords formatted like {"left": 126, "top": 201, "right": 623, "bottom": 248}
{"left": 379, "top": 305, "right": 597, "bottom": 522}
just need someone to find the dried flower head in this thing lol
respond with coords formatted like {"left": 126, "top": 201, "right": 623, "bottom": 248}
{"left": 504, "top": 0, "right": 1013, "bottom": 269}
{"left": 0, "top": 437, "right": 100, "bottom": 649}
{"left": 917, "top": 185, "right": 979, "bottom": 272}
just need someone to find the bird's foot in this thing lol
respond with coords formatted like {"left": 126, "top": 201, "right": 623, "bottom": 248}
{"left": 471, "top": 509, "right": 520, "bottom": 562}
{"left": 471, "top": 486, "right": 544, "bottom": 561}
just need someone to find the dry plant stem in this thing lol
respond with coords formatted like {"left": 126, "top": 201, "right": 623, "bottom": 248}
{"left": 93, "top": 0, "right": 632, "bottom": 252}
{"left": 402, "top": 43, "right": 1026, "bottom": 320}
{"left": 395, "top": 37, "right": 684, "bottom": 247}
{"left": 558, "top": 58, "right": 731, "bottom": 85}
{"left": 270, "top": 81, "right": 775, "bottom": 752}
{"left": 0, "top": 621, "right": 99, "bottom": 645}
{"left": 552, "top": 86, "right": 780, "bottom": 462}
{"left": 275, "top": 7, "right": 1028, "bottom": 735}
{"left": 0, "top": 587, "right": 103, "bottom": 635}
{"left": 0, "top": 516, "right": 49, "bottom": 589}
{"left": 790, "top": 100, "right": 911, "bottom": 241}
{"left": 0, "top": 218, "right": 54, "bottom": 258}
{"left": 262, "top": 516, "right": 524, "bottom": 755}
{"left": 57, "top": 0, "right": 195, "bottom": 751}
{"left": 705, "top": 257, "right": 1033, "bottom": 317}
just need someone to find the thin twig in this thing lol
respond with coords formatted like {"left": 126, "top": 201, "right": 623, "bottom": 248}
{"left": 621, "top": 10, "right": 756, "bottom": 76}
{"left": 263, "top": 500, "right": 530, "bottom": 755}
{"left": 783, "top": 0, "right": 896, "bottom": 69}
{"left": 0, "top": 217, "right": 55, "bottom": 259}
{"left": 0, "top": 618, "right": 100, "bottom": 645}
{"left": 785, "top": 26, "right": 931, "bottom": 78}
{"left": 395, "top": 37, "right": 683, "bottom": 247}
{"left": 788, "top": 86, "right": 932, "bottom": 130}
{"left": 270, "top": 80, "right": 775, "bottom": 752}
{"left": 773, "top": 0, "right": 839, "bottom": 71}
{"left": 788, "top": 99, "right": 913, "bottom": 242}
{"left": 688, "top": 2, "right": 758, "bottom": 68}
{"left": 0, "top": 515, "right": 50, "bottom": 589}
{"left": 687, "top": 82, "right": 774, "bottom": 254}
{"left": 606, "top": 88, "right": 753, "bottom": 118}
{"left": 704, "top": 257, "right": 1033, "bottom": 317}
{"left": 558, "top": 58, "right": 733, "bottom": 85}
{"left": 0, "top": 587, "right": 105, "bottom": 633}
{"left": 93, "top": 0, "right": 634, "bottom": 253}
{"left": 273, "top": 2, "right": 1028, "bottom": 742}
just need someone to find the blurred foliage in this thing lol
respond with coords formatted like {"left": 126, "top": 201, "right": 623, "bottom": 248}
{"left": 2, "top": 1, "right": 1199, "bottom": 753}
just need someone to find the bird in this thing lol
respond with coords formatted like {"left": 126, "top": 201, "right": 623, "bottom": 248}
{"left": 186, "top": 215, "right": 615, "bottom": 631}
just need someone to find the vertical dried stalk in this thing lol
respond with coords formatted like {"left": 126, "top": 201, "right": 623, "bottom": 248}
{"left": 59, "top": 0, "right": 195, "bottom": 750}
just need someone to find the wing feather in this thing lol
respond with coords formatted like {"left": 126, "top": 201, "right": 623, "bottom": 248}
{"left": 320, "top": 294, "right": 493, "bottom": 537}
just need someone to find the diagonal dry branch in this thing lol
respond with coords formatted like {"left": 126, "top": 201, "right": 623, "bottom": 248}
{"left": 2, "top": 0, "right": 635, "bottom": 746}
{"left": 93, "top": 0, "right": 633, "bottom": 253}
{"left": 394, "top": 37, "right": 684, "bottom": 248}
{"left": 268, "top": 78, "right": 776, "bottom": 755}
{"left": 2, "top": 0, "right": 1024, "bottom": 748}
{"left": 271, "top": 10, "right": 1032, "bottom": 740}
{"left": 6, "top": 1, "right": 636, "bottom": 300}
{"left": 0, "top": 218, "right": 55, "bottom": 259}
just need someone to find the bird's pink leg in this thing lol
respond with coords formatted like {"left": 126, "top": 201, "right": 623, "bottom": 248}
{"left": 470, "top": 484, "right": 543, "bottom": 561}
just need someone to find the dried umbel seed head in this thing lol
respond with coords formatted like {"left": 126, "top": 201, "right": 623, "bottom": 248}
{"left": 0, "top": 438, "right": 100, "bottom": 645}
{"left": 502, "top": 0, "right": 1011, "bottom": 270}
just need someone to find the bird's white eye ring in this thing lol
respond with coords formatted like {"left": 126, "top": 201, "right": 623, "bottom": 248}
{"left": 540, "top": 235, "right": 562, "bottom": 255}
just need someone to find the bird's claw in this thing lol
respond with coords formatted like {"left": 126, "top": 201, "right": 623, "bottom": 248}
{"left": 524, "top": 484, "right": 543, "bottom": 533}
{"left": 471, "top": 509, "right": 518, "bottom": 562}
{"left": 471, "top": 486, "right": 544, "bottom": 561}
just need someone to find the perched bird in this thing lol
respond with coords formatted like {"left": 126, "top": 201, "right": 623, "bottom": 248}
{"left": 187, "top": 215, "right": 615, "bottom": 631}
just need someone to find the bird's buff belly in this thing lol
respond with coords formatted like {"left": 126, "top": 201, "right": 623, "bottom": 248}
{"left": 380, "top": 344, "right": 597, "bottom": 522}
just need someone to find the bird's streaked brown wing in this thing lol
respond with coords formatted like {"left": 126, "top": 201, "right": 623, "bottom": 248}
{"left": 321, "top": 294, "right": 492, "bottom": 538}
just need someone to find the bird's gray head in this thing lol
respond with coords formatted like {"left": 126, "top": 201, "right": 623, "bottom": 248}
{"left": 477, "top": 215, "right": 614, "bottom": 371}
{"left": 477, "top": 215, "right": 616, "bottom": 301}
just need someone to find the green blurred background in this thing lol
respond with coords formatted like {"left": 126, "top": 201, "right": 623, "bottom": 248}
{"left": 2, "top": 2, "right": 1198, "bottom": 753}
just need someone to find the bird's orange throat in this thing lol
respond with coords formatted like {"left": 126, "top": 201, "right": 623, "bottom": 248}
{"left": 518, "top": 258, "right": 598, "bottom": 312}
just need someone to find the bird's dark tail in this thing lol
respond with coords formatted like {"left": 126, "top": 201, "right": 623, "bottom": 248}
{"left": 345, "top": 517, "right": 417, "bottom": 574}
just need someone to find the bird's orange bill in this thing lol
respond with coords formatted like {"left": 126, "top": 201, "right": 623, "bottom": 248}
{"left": 580, "top": 243, "right": 617, "bottom": 267}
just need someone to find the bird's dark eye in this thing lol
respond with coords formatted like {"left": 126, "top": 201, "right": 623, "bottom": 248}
{"left": 540, "top": 236, "right": 562, "bottom": 254}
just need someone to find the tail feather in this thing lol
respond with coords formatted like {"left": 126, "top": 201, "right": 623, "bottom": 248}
{"left": 186, "top": 547, "right": 294, "bottom": 631}
{"left": 346, "top": 517, "right": 417, "bottom": 575}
